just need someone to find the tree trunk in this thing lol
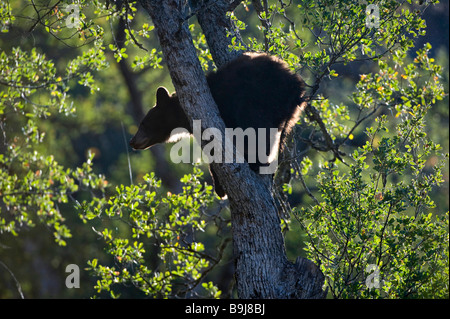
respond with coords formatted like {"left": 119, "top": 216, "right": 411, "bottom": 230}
{"left": 139, "top": 0, "right": 326, "bottom": 299}
{"left": 193, "top": 0, "right": 243, "bottom": 68}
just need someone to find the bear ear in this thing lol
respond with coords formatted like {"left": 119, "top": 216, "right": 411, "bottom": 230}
{"left": 156, "top": 86, "right": 170, "bottom": 105}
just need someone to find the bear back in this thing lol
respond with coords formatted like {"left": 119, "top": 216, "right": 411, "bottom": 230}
{"left": 206, "top": 52, "right": 306, "bottom": 139}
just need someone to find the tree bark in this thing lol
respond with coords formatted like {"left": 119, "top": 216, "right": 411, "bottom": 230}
{"left": 139, "top": 0, "right": 326, "bottom": 299}
{"left": 193, "top": 0, "right": 243, "bottom": 68}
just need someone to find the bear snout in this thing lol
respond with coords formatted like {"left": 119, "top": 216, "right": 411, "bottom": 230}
{"left": 129, "top": 130, "right": 153, "bottom": 150}
{"left": 129, "top": 135, "right": 137, "bottom": 148}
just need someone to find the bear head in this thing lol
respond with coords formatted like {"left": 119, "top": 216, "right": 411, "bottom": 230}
{"left": 130, "top": 86, "right": 190, "bottom": 150}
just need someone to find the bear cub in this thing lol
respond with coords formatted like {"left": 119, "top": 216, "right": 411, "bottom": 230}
{"left": 130, "top": 52, "right": 306, "bottom": 197}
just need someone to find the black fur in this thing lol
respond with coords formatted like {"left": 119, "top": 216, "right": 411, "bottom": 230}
{"left": 130, "top": 52, "right": 306, "bottom": 197}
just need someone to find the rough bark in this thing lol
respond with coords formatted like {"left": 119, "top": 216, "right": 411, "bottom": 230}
{"left": 139, "top": 0, "right": 326, "bottom": 299}
{"left": 193, "top": 0, "right": 243, "bottom": 68}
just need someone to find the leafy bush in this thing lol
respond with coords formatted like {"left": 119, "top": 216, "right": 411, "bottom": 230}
{"left": 295, "top": 46, "right": 448, "bottom": 298}
{"left": 79, "top": 167, "right": 224, "bottom": 298}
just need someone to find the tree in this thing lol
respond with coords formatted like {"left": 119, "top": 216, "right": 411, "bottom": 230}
{"left": 135, "top": 0, "right": 448, "bottom": 298}
{"left": 1, "top": 0, "right": 448, "bottom": 299}
{"left": 138, "top": 0, "right": 327, "bottom": 298}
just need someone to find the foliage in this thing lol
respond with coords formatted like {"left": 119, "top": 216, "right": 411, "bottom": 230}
{"left": 0, "top": 44, "right": 108, "bottom": 246}
{"left": 79, "top": 167, "right": 223, "bottom": 298}
{"left": 295, "top": 47, "right": 449, "bottom": 296}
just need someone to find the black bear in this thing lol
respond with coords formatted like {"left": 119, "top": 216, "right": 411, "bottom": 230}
{"left": 130, "top": 52, "right": 306, "bottom": 197}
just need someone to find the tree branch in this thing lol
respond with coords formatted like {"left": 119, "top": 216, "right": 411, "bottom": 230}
{"left": 194, "top": 0, "right": 244, "bottom": 68}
